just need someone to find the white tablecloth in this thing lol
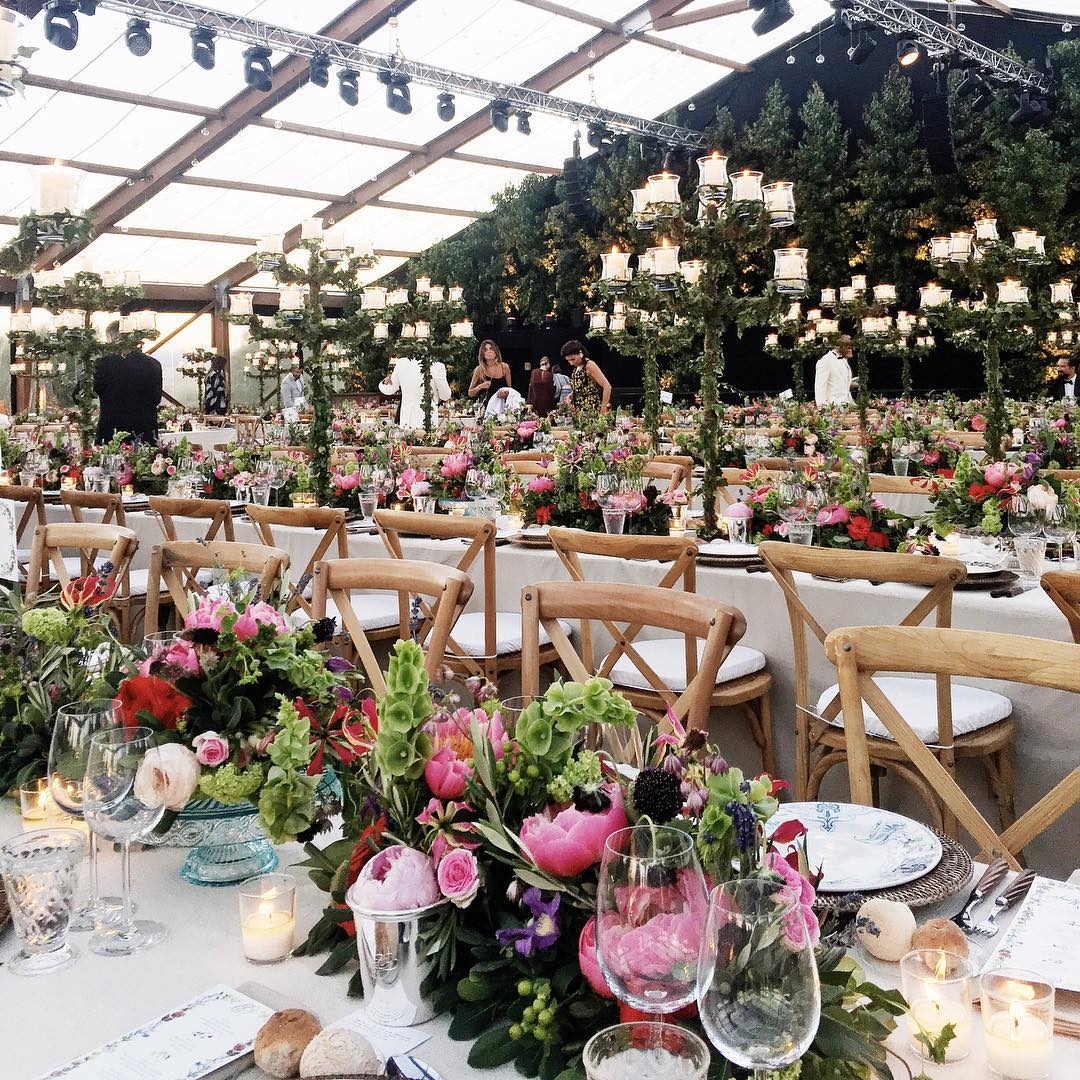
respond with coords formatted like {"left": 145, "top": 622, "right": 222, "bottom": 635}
{"left": 160, "top": 428, "right": 237, "bottom": 451}
{"left": 1, "top": 805, "right": 1075, "bottom": 1080}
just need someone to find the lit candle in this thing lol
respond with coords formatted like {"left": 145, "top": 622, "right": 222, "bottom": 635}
{"left": 997, "top": 279, "right": 1029, "bottom": 305}
{"left": 135, "top": 310, "right": 156, "bottom": 332}
{"left": 630, "top": 187, "right": 652, "bottom": 221}
{"left": 0, "top": 9, "right": 21, "bottom": 61}
{"left": 975, "top": 217, "right": 999, "bottom": 243}
{"left": 239, "top": 873, "right": 296, "bottom": 964}
{"left": 680, "top": 259, "right": 705, "bottom": 284}
{"left": 873, "top": 284, "right": 897, "bottom": 304}
{"left": 1051, "top": 280, "right": 1073, "bottom": 305}
{"left": 19, "top": 779, "right": 55, "bottom": 825}
{"left": 57, "top": 309, "right": 82, "bottom": 330}
{"left": 818, "top": 318, "right": 840, "bottom": 335}
{"left": 414, "top": 321, "right": 430, "bottom": 339}
{"left": 730, "top": 169, "right": 764, "bottom": 205}
{"left": 820, "top": 287, "right": 837, "bottom": 306}
{"left": 600, "top": 246, "right": 632, "bottom": 283}
{"left": 34, "top": 268, "right": 64, "bottom": 289}
{"left": 9, "top": 312, "right": 31, "bottom": 333}
{"left": 637, "top": 250, "right": 654, "bottom": 276}
{"left": 850, "top": 274, "right": 867, "bottom": 292}
{"left": 448, "top": 284, "right": 464, "bottom": 303}
{"left": 588, "top": 310, "right": 608, "bottom": 331}
{"left": 230, "top": 292, "right": 254, "bottom": 316}
{"left": 609, "top": 314, "right": 626, "bottom": 332}
{"left": 648, "top": 239, "right": 680, "bottom": 277}
{"left": 258, "top": 233, "right": 284, "bottom": 255}
{"left": 400, "top": 323, "right": 415, "bottom": 338}
{"left": 697, "top": 151, "right": 728, "bottom": 189}
{"left": 34, "top": 162, "right": 85, "bottom": 215}
{"left": 362, "top": 286, "right": 387, "bottom": 311}
{"left": 373, "top": 321, "right": 389, "bottom": 340}
{"left": 415, "top": 275, "right": 432, "bottom": 294}
{"left": 901, "top": 950, "right": 973, "bottom": 1064}
{"left": 920, "top": 283, "right": 946, "bottom": 308}
{"left": 929, "top": 236, "right": 951, "bottom": 264}
{"left": 300, "top": 217, "right": 322, "bottom": 240}
{"left": 806, "top": 308, "right": 822, "bottom": 322}
{"left": 839, "top": 286, "right": 857, "bottom": 304}
{"left": 121, "top": 484, "right": 135, "bottom": 497}
{"left": 981, "top": 971, "right": 1054, "bottom": 1080}
{"left": 646, "top": 171, "right": 680, "bottom": 206}
{"left": 773, "top": 248, "right": 808, "bottom": 295}
{"left": 765, "top": 332, "right": 779, "bottom": 347}
{"left": 123, "top": 271, "right": 141, "bottom": 289}
{"left": 322, "top": 225, "right": 345, "bottom": 251}
{"left": 451, "top": 319, "right": 473, "bottom": 338}
{"left": 428, "top": 286, "right": 446, "bottom": 303}
{"left": 949, "top": 231, "right": 973, "bottom": 262}
{"left": 387, "top": 287, "right": 409, "bottom": 306}
{"left": 1013, "top": 228, "right": 1039, "bottom": 252}
{"left": 101, "top": 271, "right": 122, "bottom": 289}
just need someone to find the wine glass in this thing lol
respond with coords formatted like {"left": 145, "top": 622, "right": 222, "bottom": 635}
{"left": 82, "top": 725, "right": 169, "bottom": 956}
{"left": 595, "top": 825, "right": 708, "bottom": 1023}
{"left": 1007, "top": 495, "right": 1040, "bottom": 540}
{"left": 594, "top": 473, "right": 618, "bottom": 509}
{"left": 268, "top": 459, "right": 288, "bottom": 505}
{"left": 1041, "top": 504, "right": 1074, "bottom": 564}
{"left": 48, "top": 699, "right": 124, "bottom": 932}
{"left": 697, "top": 878, "right": 821, "bottom": 1080}
{"left": 465, "top": 467, "right": 490, "bottom": 502}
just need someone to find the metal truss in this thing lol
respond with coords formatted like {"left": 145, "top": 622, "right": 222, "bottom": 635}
{"left": 837, "top": 0, "right": 1051, "bottom": 93}
{"left": 93, "top": 0, "right": 708, "bottom": 148}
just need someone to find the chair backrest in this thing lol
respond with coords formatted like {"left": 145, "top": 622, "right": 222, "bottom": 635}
{"left": 144, "top": 539, "right": 290, "bottom": 634}
{"left": 310, "top": 557, "right": 473, "bottom": 694}
{"left": 1044, "top": 469, "right": 1080, "bottom": 483}
{"left": 270, "top": 445, "right": 314, "bottom": 460}
{"left": 868, "top": 475, "right": 936, "bottom": 496}
{"left": 502, "top": 456, "right": 558, "bottom": 478}
{"left": 1041, "top": 570, "right": 1080, "bottom": 644}
{"left": 0, "top": 484, "right": 46, "bottom": 553}
{"left": 147, "top": 496, "right": 236, "bottom": 543}
{"left": 60, "top": 489, "right": 127, "bottom": 528}
{"left": 943, "top": 430, "right": 986, "bottom": 448}
{"left": 234, "top": 415, "right": 265, "bottom": 446}
{"left": 643, "top": 454, "right": 694, "bottom": 492}
{"left": 520, "top": 580, "right": 746, "bottom": 729}
{"left": 245, "top": 503, "right": 348, "bottom": 616}
{"left": 759, "top": 541, "right": 967, "bottom": 748}
{"left": 25, "top": 522, "right": 138, "bottom": 602}
{"left": 375, "top": 509, "right": 496, "bottom": 672}
{"left": 824, "top": 624, "right": 1080, "bottom": 868}
{"left": 406, "top": 446, "right": 449, "bottom": 466}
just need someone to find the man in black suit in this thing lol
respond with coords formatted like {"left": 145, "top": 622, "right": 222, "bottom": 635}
{"left": 1048, "top": 356, "right": 1078, "bottom": 401}
{"left": 94, "top": 321, "right": 163, "bottom": 443}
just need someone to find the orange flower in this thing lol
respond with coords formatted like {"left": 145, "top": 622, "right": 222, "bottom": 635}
{"left": 60, "top": 575, "right": 117, "bottom": 611}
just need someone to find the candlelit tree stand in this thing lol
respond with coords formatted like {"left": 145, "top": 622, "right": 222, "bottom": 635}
{"left": 242, "top": 339, "right": 294, "bottom": 411}
{"left": 178, "top": 347, "right": 216, "bottom": 413}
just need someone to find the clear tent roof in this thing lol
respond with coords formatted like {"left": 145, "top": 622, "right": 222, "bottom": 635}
{"left": 0, "top": 0, "right": 1074, "bottom": 289}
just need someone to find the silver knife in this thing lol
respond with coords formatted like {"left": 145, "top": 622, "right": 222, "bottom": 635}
{"left": 951, "top": 857, "right": 1008, "bottom": 930}
{"left": 970, "top": 870, "right": 1037, "bottom": 937}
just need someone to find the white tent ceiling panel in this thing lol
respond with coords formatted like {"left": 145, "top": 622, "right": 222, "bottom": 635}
{"left": 347, "top": 203, "right": 472, "bottom": 249}
{"left": 456, "top": 110, "right": 579, "bottom": 169}
{"left": 0, "top": 163, "right": 125, "bottom": 218}
{"left": 79, "top": 233, "right": 252, "bottom": 281}
{"left": 382, "top": 157, "right": 534, "bottom": 213}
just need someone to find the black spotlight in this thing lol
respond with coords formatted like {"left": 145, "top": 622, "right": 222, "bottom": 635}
{"left": 190, "top": 27, "right": 215, "bottom": 70}
{"left": 490, "top": 99, "right": 510, "bottom": 132}
{"left": 308, "top": 54, "right": 330, "bottom": 88}
{"left": 970, "top": 84, "right": 993, "bottom": 113}
{"left": 661, "top": 147, "right": 686, "bottom": 175}
{"left": 44, "top": 0, "right": 81, "bottom": 51}
{"left": 379, "top": 70, "right": 412, "bottom": 114}
{"left": 515, "top": 109, "right": 531, "bottom": 135}
{"left": 125, "top": 17, "right": 151, "bottom": 56}
{"left": 436, "top": 91, "right": 456, "bottom": 121}
{"left": 897, "top": 38, "right": 922, "bottom": 68}
{"left": 847, "top": 32, "right": 876, "bottom": 65}
{"left": 750, "top": 0, "right": 794, "bottom": 37}
{"left": 586, "top": 122, "right": 614, "bottom": 151}
{"left": 338, "top": 69, "right": 359, "bottom": 107}
{"left": 1010, "top": 91, "right": 1050, "bottom": 126}
{"left": 956, "top": 64, "right": 982, "bottom": 96}
{"left": 243, "top": 46, "right": 273, "bottom": 93}
{"left": 639, "top": 136, "right": 660, "bottom": 164}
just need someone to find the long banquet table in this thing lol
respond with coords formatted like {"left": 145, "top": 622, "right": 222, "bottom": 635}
{"left": 2, "top": 804, "right": 1075, "bottom": 1079}
{"left": 45, "top": 504, "right": 1080, "bottom": 877}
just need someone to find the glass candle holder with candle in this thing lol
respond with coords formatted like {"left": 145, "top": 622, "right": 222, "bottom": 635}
{"left": 19, "top": 779, "right": 56, "bottom": 826}
{"left": 239, "top": 873, "right": 296, "bottom": 964}
{"left": 980, "top": 969, "right": 1054, "bottom": 1080}
{"left": 901, "top": 949, "right": 973, "bottom": 1062}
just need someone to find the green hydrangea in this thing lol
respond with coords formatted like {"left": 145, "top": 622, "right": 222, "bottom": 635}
{"left": 21, "top": 607, "right": 70, "bottom": 646}
{"left": 981, "top": 498, "right": 1003, "bottom": 535}
{"left": 197, "top": 761, "right": 264, "bottom": 804}
{"left": 548, "top": 749, "right": 602, "bottom": 803}
{"left": 376, "top": 640, "right": 433, "bottom": 780}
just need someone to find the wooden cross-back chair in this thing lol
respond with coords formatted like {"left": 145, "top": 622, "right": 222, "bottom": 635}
{"left": 824, "top": 625, "right": 1080, "bottom": 869}
{"left": 245, "top": 504, "right": 352, "bottom": 620}
{"left": 520, "top": 580, "right": 747, "bottom": 734}
{"left": 501, "top": 454, "right": 558, "bottom": 479}
{"left": 0, "top": 484, "right": 46, "bottom": 577}
{"left": 234, "top": 415, "right": 265, "bottom": 446}
{"left": 144, "top": 540, "right": 290, "bottom": 635}
{"left": 310, "top": 557, "right": 473, "bottom": 694}
{"left": 374, "top": 509, "right": 563, "bottom": 683}
{"left": 760, "top": 541, "right": 1016, "bottom": 837}
{"left": 406, "top": 446, "right": 450, "bottom": 466}
{"left": 868, "top": 475, "right": 937, "bottom": 496}
{"left": 1044, "top": 469, "right": 1080, "bottom": 484}
{"left": 642, "top": 454, "right": 694, "bottom": 493}
{"left": 60, "top": 489, "right": 126, "bottom": 527}
{"left": 147, "top": 496, "right": 236, "bottom": 544}
{"left": 270, "top": 446, "right": 313, "bottom": 461}
{"left": 25, "top": 523, "right": 138, "bottom": 614}
{"left": 1041, "top": 570, "right": 1080, "bottom": 644}
{"left": 549, "top": 528, "right": 774, "bottom": 769}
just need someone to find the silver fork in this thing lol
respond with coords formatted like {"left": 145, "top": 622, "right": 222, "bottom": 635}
{"left": 969, "top": 870, "right": 1037, "bottom": 938}
{"left": 951, "top": 857, "right": 1008, "bottom": 931}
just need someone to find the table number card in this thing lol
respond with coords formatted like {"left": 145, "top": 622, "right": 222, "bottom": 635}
{"left": 36, "top": 985, "right": 273, "bottom": 1080}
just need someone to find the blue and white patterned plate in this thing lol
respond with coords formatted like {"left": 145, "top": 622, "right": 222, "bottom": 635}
{"left": 767, "top": 802, "right": 943, "bottom": 893}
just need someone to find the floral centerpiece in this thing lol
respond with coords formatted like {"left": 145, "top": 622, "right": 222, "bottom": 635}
{"left": 91, "top": 434, "right": 190, "bottom": 496}
{"left": 298, "top": 643, "right": 904, "bottom": 1079}
{"left": 930, "top": 452, "right": 1045, "bottom": 536}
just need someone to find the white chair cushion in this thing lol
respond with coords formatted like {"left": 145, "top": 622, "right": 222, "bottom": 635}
{"left": 450, "top": 612, "right": 573, "bottom": 657}
{"left": 292, "top": 591, "right": 401, "bottom": 632}
{"left": 17, "top": 552, "right": 84, "bottom": 577}
{"left": 608, "top": 637, "right": 767, "bottom": 692}
{"left": 815, "top": 676, "right": 1013, "bottom": 743}
{"left": 124, "top": 569, "right": 150, "bottom": 596}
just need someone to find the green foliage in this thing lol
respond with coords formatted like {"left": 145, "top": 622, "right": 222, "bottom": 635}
{"left": 375, "top": 639, "right": 434, "bottom": 781}
{"left": 0, "top": 213, "right": 93, "bottom": 275}
{"left": 258, "top": 697, "right": 318, "bottom": 844}
{"left": 741, "top": 81, "right": 797, "bottom": 178}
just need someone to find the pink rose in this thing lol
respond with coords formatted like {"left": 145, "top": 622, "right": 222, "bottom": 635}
{"left": 519, "top": 783, "right": 628, "bottom": 877}
{"left": 233, "top": 601, "right": 287, "bottom": 641}
{"left": 436, "top": 848, "right": 479, "bottom": 908}
{"left": 983, "top": 461, "right": 1008, "bottom": 488}
{"left": 184, "top": 597, "right": 235, "bottom": 631}
{"left": 971, "top": 414, "right": 987, "bottom": 432}
{"left": 723, "top": 501, "right": 753, "bottom": 520}
{"left": 192, "top": 731, "right": 230, "bottom": 767}
{"left": 578, "top": 917, "right": 614, "bottom": 998}
{"left": 527, "top": 475, "right": 554, "bottom": 494}
{"left": 815, "top": 503, "right": 850, "bottom": 527}
{"left": 139, "top": 637, "right": 201, "bottom": 678}
{"left": 423, "top": 709, "right": 506, "bottom": 799}
{"left": 425, "top": 745, "right": 470, "bottom": 799}
{"left": 333, "top": 470, "right": 360, "bottom": 490}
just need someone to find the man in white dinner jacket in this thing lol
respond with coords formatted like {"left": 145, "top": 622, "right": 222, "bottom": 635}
{"left": 814, "top": 337, "right": 856, "bottom": 407}
{"left": 380, "top": 356, "right": 452, "bottom": 429}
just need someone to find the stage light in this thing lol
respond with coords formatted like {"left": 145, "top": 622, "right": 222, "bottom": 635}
{"left": 190, "top": 27, "right": 216, "bottom": 70}
{"left": 956, "top": 65, "right": 982, "bottom": 96}
{"left": 338, "top": 69, "right": 359, "bottom": 107}
{"left": 308, "top": 54, "right": 330, "bottom": 88}
{"left": 750, "top": 0, "right": 793, "bottom": 37}
{"left": 243, "top": 45, "right": 273, "bottom": 92}
{"left": 1010, "top": 90, "right": 1050, "bottom": 125}
{"left": 897, "top": 39, "right": 922, "bottom": 67}
{"left": 490, "top": 99, "right": 510, "bottom": 132}
{"left": 125, "top": 17, "right": 150, "bottom": 56}
{"left": 437, "top": 91, "right": 456, "bottom": 121}
{"left": 970, "top": 84, "right": 993, "bottom": 113}
{"left": 43, "top": 0, "right": 80, "bottom": 51}
{"left": 516, "top": 110, "right": 531, "bottom": 135}
{"left": 379, "top": 70, "right": 411, "bottom": 114}
{"left": 847, "top": 32, "right": 876, "bottom": 65}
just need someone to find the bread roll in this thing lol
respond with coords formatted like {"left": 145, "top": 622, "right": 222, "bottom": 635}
{"left": 911, "top": 916, "right": 969, "bottom": 972}
{"left": 299, "top": 1028, "right": 382, "bottom": 1078}
{"left": 255, "top": 1009, "right": 322, "bottom": 1078}
{"left": 856, "top": 898, "right": 916, "bottom": 961}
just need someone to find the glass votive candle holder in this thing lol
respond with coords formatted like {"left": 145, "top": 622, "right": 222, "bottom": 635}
{"left": 239, "top": 873, "right": 296, "bottom": 964}
{"left": 19, "top": 778, "right": 56, "bottom": 826}
{"left": 980, "top": 968, "right": 1054, "bottom": 1080}
{"left": 121, "top": 484, "right": 135, "bottom": 497}
{"left": 901, "top": 949, "right": 973, "bottom": 1062}
{"left": 583, "top": 1022, "right": 709, "bottom": 1080}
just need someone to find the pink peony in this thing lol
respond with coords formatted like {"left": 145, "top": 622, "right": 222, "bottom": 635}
{"left": 983, "top": 461, "right": 1008, "bottom": 488}
{"left": 138, "top": 637, "right": 201, "bottom": 678}
{"left": 971, "top": 414, "right": 987, "bottom": 432}
{"left": 410, "top": 480, "right": 431, "bottom": 498}
{"left": 233, "top": 601, "right": 287, "bottom": 641}
{"left": 436, "top": 848, "right": 480, "bottom": 908}
{"left": 723, "top": 501, "right": 753, "bottom": 520}
{"left": 423, "top": 709, "right": 506, "bottom": 799}
{"left": 764, "top": 851, "right": 820, "bottom": 952}
{"left": 192, "top": 731, "right": 230, "bottom": 767}
{"left": 519, "top": 783, "right": 628, "bottom": 877}
{"left": 333, "top": 470, "right": 360, "bottom": 490}
{"left": 440, "top": 451, "right": 472, "bottom": 479}
{"left": 527, "top": 475, "right": 555, "bottom": 494}
{"left": 351, "top": 844, "right": 441, "bottom": 912}
{"left": 578, "top": 917, "right": 614, "bottom": 998}
{"left": 184, "top": 597, "right": 235, "bottom": 632}
{"left": 815, "top": 503, "right": 850, "bottom": 527}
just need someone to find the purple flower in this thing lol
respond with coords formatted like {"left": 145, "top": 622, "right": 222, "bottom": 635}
{"left": 495, "top": 888, "right": 561, "bottom": 957}
{"left": 326, "top": 655, "right": 353, "bottom": 673}
{"left": 726, "top": 799, "right": 758, "bottom": 854}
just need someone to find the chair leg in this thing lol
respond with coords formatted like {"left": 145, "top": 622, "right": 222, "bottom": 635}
{"left": 987, "top": 748, "right": 1018, "bottom": 834}
{"left": 739, "top": 695, "right": 776, "bottom": 778}
{"left": 794, "top": 708, "right": 811, "bottom": 799}
{"left": 806, "top": 751, "right": 847, "bottom": 800}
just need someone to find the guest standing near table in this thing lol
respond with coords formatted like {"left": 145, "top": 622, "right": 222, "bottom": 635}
{"left": 281, "top": 363, "right": 305, "bottom": 410}
{"left": 203, "top": 355, "right": 229, "bottom": 416}
{"left": 563, "top": 340, "right": 610, "bottom": 417}
{"left": 551, "top": 362, "right": 571, "bottom": 406}
{"left": 467, "top": 340, "right": 512, "bottom": 406}
{"left": 1048, "top": 357, "right": 1078, "bottom": 400}
{"left": 814, "top": 336, "right": 856, "bottom": 407}
{"left": 526, "top": 356, "right": 556, "bottom": 416}
{"left": 94, "top": 321, "right": 162, "bottom": 444}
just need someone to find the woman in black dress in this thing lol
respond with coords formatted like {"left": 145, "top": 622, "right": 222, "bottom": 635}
{"left": 203, "top": 355, "right": 229, "bottom": 416}
{"left": 467, "top": 340, "right": 512, "bottom": 406}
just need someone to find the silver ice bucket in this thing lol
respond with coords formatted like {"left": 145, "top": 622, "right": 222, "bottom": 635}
{"left": 345, "top": 885, "right": 448, "bottom": 1027}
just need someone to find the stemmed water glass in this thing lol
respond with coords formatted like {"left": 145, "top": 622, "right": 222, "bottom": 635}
{"left": 595, "top": 825, "right": 708, "bottom": 1026}
{"left": 82, "top": 725, "right": 169, "bottom": 956}
{"left": 1041, "top": 504, "right": 1075, "bottom": 564}
{"left": 48, "top": 699, "right": 125, "bottom": 932}
{"left": 268, "top": 459, "right": 288, "bottom": 505}
{"left": 697, "top": 878, "right": 821, "bottom": 1080}
{"left": 1007, "top": 495, "right": 1040, "bottom": 541}
{"left": 465, "top": 467, "right": 490, "bottom": 502}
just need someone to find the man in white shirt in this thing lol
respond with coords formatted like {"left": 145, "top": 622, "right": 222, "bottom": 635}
{"left": 281, "top": 363, "right": 305, "bottom": 409}
{"left": 1050, "top": 357, "right": 1078, "bottom": 400}
{"left": 814, "top": 337, "right": 856, "bottom": 407}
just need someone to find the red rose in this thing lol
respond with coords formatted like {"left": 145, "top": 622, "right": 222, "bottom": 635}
{"left": 866, "top": 530, "right": 890, "bottom": 549}
{"left": 968, "top": 482, "right": 994, "bottom": 501}
{"left": 847, "top": 515, "right": 871, "bottom": 542}
{"left": 346, "top": 816, "right": 387, "bottom": 887}
{"left": 535, "top": 504, "right": 552, "bottom": 526}
{"left": 762, "top": 523, "right": 774, "bottom": 536}
{"left": 115, "top": 674, "right": 191, "bottom": 729}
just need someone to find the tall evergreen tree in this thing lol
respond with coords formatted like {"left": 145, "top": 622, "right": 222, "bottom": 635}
{"left": 740, "top": 81, "right": 797, "bottom": 178}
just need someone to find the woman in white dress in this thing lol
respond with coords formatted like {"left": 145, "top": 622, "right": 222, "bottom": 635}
{"left": 379, "top": 356, "right": 452, "bottom": 429}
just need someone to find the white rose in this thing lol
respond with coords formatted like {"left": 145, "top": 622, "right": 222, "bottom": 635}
{"left": 1026, "top": 484, "right": 1058, "bottom": 512}
{"left": 134, "top": 743, "right": 201, "bottom": 811}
